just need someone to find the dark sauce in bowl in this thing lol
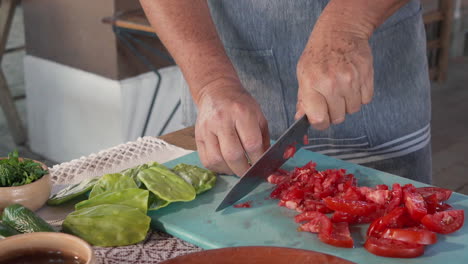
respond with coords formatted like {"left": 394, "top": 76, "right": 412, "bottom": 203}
{"left": 0, "top": 248, "right": 85, "bottom": 264}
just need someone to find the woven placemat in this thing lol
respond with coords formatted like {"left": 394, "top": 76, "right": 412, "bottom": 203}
{"left": 43, "top": 137, "right": 202, "bottom": 263}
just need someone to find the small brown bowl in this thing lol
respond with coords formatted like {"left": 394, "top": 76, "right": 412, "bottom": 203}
{"left": 0, "top": 158, "right": 51, "bottom": 212}
{"left": 0, "top": 232, "right": 96, "bottom": 264}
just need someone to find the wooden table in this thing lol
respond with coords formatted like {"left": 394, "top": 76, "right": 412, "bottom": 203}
{"left": 159, "top": 126, "right": 197, "bottom": 151}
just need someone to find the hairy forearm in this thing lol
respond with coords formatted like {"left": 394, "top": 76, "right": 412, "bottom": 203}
{"left": 139, "top": 0, "right": 240, "bottom": 105}
{"left": 317, "top": 0, "right": 411, "bottom": 38}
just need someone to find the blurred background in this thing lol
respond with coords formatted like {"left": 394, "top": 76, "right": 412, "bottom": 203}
{"left": 0, "top": 0, "right": 467, "bottom": 192}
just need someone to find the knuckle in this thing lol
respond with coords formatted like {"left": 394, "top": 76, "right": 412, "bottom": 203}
{"left": 223, "top": 149, "right": 244, "bottom": 162}
{"left": 243, "top": 139, "right": 263, "bottom": 153}
{"left": 212, "top": 109, "right": 225, "bottom": 121}
{"left": 205, "top": 155, "right": 224, "bottom": 168}
{"left": 232, "top": 102, "right": 249, "bottom": 116}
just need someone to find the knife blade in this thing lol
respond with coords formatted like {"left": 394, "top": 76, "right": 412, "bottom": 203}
{"left": 215, "top": 115, "right": 310, "bottom": 212}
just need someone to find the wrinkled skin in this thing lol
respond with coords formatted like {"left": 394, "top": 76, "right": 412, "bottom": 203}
{"left": 296, "top": 23, "right": 374, "bottom": 130}
{"left": 195, "top": 81, "right": 270, "bottom": 176}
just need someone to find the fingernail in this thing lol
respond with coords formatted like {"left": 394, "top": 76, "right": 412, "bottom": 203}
{"left": 332, "top": 117, "right": 345, "bottom": 124}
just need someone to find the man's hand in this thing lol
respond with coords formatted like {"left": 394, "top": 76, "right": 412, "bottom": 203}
{"left": 195, "top": 80, "right": 270, "bottom": 176}
{"left": 295, "top": 0, "right": 410, "bottom": 130}
{"left": 296, "top": 27, "right": 374, "bottom": 130}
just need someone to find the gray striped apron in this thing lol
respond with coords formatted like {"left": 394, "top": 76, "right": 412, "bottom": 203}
{"left": 181, "top": 0, "right": 432, "bottom": 183}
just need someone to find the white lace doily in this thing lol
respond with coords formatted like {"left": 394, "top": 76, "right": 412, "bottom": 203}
{"left": 49, "top": 137, "right": 193, "bottom": 185}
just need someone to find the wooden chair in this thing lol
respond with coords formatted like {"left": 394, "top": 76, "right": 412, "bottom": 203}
{"left": 423, "top": 0, "right": 455, "bottom": 82}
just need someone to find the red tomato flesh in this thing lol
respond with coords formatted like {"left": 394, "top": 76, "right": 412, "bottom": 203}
{"left": 421, "top": 210, "right": 464, "bottom": 234}
{"left": 364, "top": 237, "right": 425, "bottom": 258}
{"left": 298, "top": 212, "right": 332, "bottom": 234}
{"left": 366, "top": 190, "right": 391, "bottom": 205}
{"left": 323, "top": 197, "right": 377, "bottom": 216}
{"left": 416, "top": 187, "right": 452, "bottom": 202}
{"left": 382, "top": 228, "right": 437, "bottom": 245}
{"left": 404, "top": 190, "right": 428, "bottom": 221}
{"left": 367, "top": 207, "right": 406, "bottom": 238}
{"left": 233, "top": 201, "right": 252, "bottom": 208}
{"left": 319, "top": 222, "right": 354, "bottom": 248}
{"left": 283, "top": 145, "right": 296, "bottom": 159}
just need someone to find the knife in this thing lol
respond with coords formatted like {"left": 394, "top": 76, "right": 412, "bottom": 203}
{"left": 215, "top": 115, "right": 310, "bottom": 212}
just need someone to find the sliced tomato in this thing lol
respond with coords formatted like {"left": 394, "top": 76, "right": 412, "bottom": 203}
{"left": 364, "top": 237, "right": 424, "bottom": 258}
{"left": 436, "top": 203, "right": 454, "bottom": 212}
{"left": 367, "top": 207, "right": 406, "bottom": 237}
{"left": 331, "top": 211, "right": 358, "bottom": 223}
{"left": 416, "top": 187, "right": 452, "bottom": 202}
{"left": 386, "top": 183, "right": 403, "bottom": 212}
{"left": 319, "top": 222, "right": 354, "bottom": 248}
{"left": 421, "top": 210, "right": 464, "bottom": 234}
{"left": 404, "top": 190, "right": 428, "bottom": 221}
{"left": 283, "top": 145, "right": 297, "bottom": 159}
{"left": 382, "top": 228, "right": 437, "bottom": 245}
{"left": 303, "top": 134, "right": 309, "bottom": 145}
{"left": 366, "top": 190, "right": 391, "bottom": 205}
{"left": 323, "top": 197, "right": 377, "bottom": 216}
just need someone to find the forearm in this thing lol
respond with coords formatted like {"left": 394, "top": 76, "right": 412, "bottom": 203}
{"left": 316, "top": 0, "right": 411, "bottom": 38}
{"left": 139, "top": 0, "right": 240, "bottom": 105}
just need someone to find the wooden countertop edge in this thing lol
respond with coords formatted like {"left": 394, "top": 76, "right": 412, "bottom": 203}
{"left": 159, "top": 126, "right": 197, "bottom": 151}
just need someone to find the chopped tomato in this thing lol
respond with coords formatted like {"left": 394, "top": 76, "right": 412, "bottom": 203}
{"left": 366, "top": 190, "right": 391, "bottom": 205}
{"left": 319, "top": 222, "right": 354, "bottom": 248}
{"left": 303, "top": 134, "right": 309, "bottom": 145}
{"left": 323, "top": 197, "right": 377, "bottom": 216}
{"left": 376, "top": 184, "right": 389, "bottom": 190}
{"left": 367, "top": 207, "right": 406, "bottom": 238}
{"left": 267, "top": 172, "right": 288, "bottom": 185}
{"left": 283, "top": 145, "right": 296, "bottom": 159}
{"left": 331, "top": 211, "right": 358, "bottom": 223}
{"left": 436, "top": 203, "right": 454, "bottom": 212}
{"left": 421, "top": 210, "right": 464, "bottom": 234}
{"left": 233, "top": 201, "right": 252, "bottom": 208}
{"left": 295, "top": 211, "right": 325, "bottom": 223}
{"left": 298, "top": 212, "right": 331, "bottom": 234}
{"left": 270, "top": 181, "right": 290, "bottom": 199}
{"left": 300, "top": 200, "right": 332, "bottom": 214}
{"left": 358, "top": 186, "right": 374, "bottom": 197}
{"left": 342, "top": 186, "right": 363, "bottom": 201}
{"left": 382, "top": 228, "right": 437, "bottom": 245}
{"left": 386, "top": 183, "right": 403, "bottom": 212}
{"left": 416, "top": 187, "right": 452, "bottom": 202}
{"left": 404, "top": 190, "right": 428, "bottom": 221}
{"left": 364, "top": 237, "right": 424, "bottom": 258}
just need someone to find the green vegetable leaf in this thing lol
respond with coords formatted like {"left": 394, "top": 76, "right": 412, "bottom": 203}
{"left": 47, "top": 178, "right": 99, "bottom": 206}
{"left": 89, "top": 173, "right": 138, "bottom": 198}
{"left": 172, "top": 163, "right": 217, "bottom": 194}
{"left": 75, "top": 188, "right": 149, "bottom": 213}
{"left": 137, "top": 162, "right": 196, "bottom": 202}
{"left": 63, "top": 204, "right": 151, "bottom": 247}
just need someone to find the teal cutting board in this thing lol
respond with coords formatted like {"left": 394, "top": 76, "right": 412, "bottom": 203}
{"left": 150, "top": 149, "right": 468, "bottom": 263}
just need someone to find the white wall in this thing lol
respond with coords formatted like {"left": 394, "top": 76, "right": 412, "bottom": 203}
{"left": 24, "top": 55, "right": 185, "bottom": 163}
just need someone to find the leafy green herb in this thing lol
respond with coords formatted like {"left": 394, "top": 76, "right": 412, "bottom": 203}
{"left": 0, "top": 150, "right": 48, "bottom": 187}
